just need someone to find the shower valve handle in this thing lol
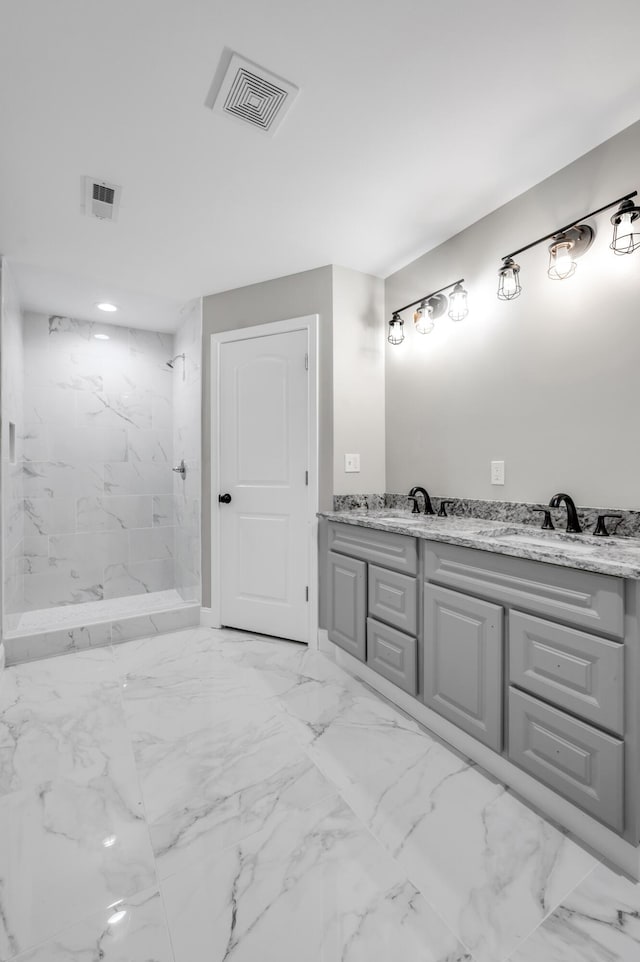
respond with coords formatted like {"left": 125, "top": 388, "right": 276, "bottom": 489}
{"left": 218, "top": 493, "right": 232, "bottom": 504}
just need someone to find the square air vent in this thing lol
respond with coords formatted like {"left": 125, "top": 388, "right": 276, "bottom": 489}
{"left": 205, "top": 52, "right": 298, "bottom": 136}
{"left": 82, "top": 177, "right": 122, "bottom": 221}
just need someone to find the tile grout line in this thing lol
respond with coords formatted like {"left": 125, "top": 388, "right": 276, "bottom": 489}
{"left": 498, "top": 858, "right": 602, "bottom": 962}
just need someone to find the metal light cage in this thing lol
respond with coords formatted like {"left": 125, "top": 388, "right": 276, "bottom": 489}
{"left": 447, "top": 282, "right": 469, "bottom": 321}
{"left": 610, "top": 198, "right": 640, "bottom": 255}
{"left": 497, "top": 257, "right": 522, "bottom": 300}
{"left": 387, "top": 314, "right": 405, "bottom": 345}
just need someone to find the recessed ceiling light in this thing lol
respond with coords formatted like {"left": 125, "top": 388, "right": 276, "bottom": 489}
{"left": 94, "top": 333, "right": 110, "bottom": 341}
{"left": 96, "top": 302, "right": 118, "bottom": 312}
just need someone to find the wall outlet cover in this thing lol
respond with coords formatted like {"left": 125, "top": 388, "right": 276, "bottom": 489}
{"left": 345, "top": 453, "right": 360, "bottom": 473}
{"left": 491, "top": 460, "right": 505, "bottom": 485}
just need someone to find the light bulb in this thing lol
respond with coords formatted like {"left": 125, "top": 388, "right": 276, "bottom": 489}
{"left": 497, "top": 258, "right": 521, "bottom": 301}
{"left": 548, "top": 241, "right": 575, "bottom": 280}
{"left": 502, "top": 270, "right": 516, "bottom": 297}
{"left": 448, "top": 283, "right": 469, "bottom": 321}
{"left": 413, "top": 302, "right": 435, "bottom": 335}
{"left": 387, "top": 315, "right": 404, "bottom": 345}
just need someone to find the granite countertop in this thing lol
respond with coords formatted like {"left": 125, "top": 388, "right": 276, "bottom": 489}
{"left": 319, "top": 509, "right": 640, "bottom": 580}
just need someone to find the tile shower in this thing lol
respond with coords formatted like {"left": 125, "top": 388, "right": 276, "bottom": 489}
{"left": 0, "top": 259, "right": 202, "bottom": 664}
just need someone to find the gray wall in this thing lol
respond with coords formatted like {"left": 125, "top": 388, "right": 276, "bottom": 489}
{"left": 332, "top": 266, "right": 385, "bottom": 495}
{"left": 201, "top": 265, "right": 334, "bottom": 607}
{"left": 385, "top": 119, "right": 640, "bottom": 509}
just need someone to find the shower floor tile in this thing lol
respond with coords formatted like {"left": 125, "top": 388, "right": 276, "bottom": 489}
{"left": 6, "top": 589, "right": 186, "bottom": 637}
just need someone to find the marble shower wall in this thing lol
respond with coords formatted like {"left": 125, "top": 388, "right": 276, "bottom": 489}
{"left": 20, "top": 312, "right": 177, "bottom": 610}
{"left": 172, "top": 300, "right": 202, "bottom": 603}
{"left": 0, "top": 259, "right": 25, "bottom": 627}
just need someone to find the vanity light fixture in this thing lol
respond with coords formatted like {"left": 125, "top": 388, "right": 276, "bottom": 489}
{"left": 497, "top": 189, "right": 638, "bottom": 298}
{"left": 610, "top": 197, "right": 640, "bottom": 254}
{"left": 387, "top": 312, "right": 405, "bottom": 345}
{"left": 447, "top": 282, "right": 469, "bottom": 321}
{"left": 96, "top": 302, "right": 118, "bottom": 312}
{"left": 547, "top": 226, "right": 593, "bottom": 280}
{"left": 388, "top": 279, "right": 468, "bottom": 345}
{"left": 413, "top": 293, "right": 447, "bottom": 334}
{"left": 497, "top": 257, "right": 522, "bottom": 300}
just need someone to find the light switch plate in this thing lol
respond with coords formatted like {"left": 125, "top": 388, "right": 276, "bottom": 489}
{"left": 345, "top": 453, "right": 360, "bottom": 473}
{"left": 491, "top": 460, "right": 505, "bottom": 485}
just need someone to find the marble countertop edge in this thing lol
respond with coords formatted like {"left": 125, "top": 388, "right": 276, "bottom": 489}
{"left": 319, "top": 510, "right": 640, "bottom": 580}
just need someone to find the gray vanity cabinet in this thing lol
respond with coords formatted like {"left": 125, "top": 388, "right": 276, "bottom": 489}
{"left": 325, "top": 522, "right": 419, "bottom": 689}
{"left": 424, "top": 583, "right": 504, "bottom": 751}
{"left": 322, "top": 519, "right": 635, "bottom": 844}
{"left": 327, "top": 551, "right": 366, "bottom": 660}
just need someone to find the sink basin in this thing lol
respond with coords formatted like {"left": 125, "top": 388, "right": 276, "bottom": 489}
{"left": 495, "top": 530, "right": 617, "bottom": 552}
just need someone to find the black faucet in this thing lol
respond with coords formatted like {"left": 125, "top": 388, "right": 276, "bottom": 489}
{"left": 549, "top": 492, "right": 582, "bottom": 533}
{"left": 408, "top": 486, "right": 435, "bottom": 515}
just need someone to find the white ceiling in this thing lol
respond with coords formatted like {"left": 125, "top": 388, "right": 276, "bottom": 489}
{"left": 1, "top": 0, "right": 640, "bottom": 330}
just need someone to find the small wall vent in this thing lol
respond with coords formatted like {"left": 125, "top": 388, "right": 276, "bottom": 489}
{"left": 82, "top": 177, "right": 122, "bottom": 221}
{"left": 205, "top": 52, "right": 298, "bottom": 136}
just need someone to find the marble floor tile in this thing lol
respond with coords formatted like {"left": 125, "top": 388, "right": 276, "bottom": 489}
{"left": 510, "top": 861, "right": 640, "bottom": 962}
{"left": 0, "top": 771, "right": 156, "bottom": 960}
{"left": 161, "top": 794, "right": 471, "bottom": 962}
{"left": 337, "top": 740, "right": 598, "bottom": 962}
{"left": 148, "top": 727, "right": 336, "bottom": 879}
{"left": 11, "top": 887, "right": 173, "bottom": 962}
{"left": 0, "top": 625, "right": 627, "bottom": 962}
{"left": 113, "top": 625, "right": 223, "bottom": 685}
{"left": 0, "top": 652, "right": 129, "bottom": 797}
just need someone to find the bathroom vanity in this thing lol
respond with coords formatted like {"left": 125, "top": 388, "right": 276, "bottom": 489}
{"left": 318, "top": 510, "right": 640, "bottom": 873}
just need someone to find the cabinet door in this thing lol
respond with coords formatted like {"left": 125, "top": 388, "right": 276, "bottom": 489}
{"left": 424, "top": 584, "right": 503, "bottom": 751}
{"left": 327, "top": 551, "right": 366, "bottom": 661}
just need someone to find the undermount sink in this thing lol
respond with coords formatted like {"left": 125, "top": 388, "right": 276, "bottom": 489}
{"left": 493, "top": 528, "right": 618, "bottom": 551}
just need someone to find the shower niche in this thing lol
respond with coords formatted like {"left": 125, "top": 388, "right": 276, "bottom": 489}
{"left": 0, "top": 260, "right": 202, "bottom": 663}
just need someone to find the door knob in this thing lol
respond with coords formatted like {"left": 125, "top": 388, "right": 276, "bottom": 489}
{"left": 218, "top": 493, "right": 232, "bottom": 504}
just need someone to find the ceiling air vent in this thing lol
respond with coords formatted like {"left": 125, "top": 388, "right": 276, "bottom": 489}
{"left": 82, "top": 177, "right": 122, "bottom": 221}
{"left": 205, "top": 52, "right": 298, "bottom": 136}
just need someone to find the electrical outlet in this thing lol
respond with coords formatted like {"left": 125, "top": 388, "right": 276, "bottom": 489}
{"left": 344, "top": 453, "right": 360, "bottom": 473}
{"left": 491, "top": 460, "right": 505, "bottom": 485}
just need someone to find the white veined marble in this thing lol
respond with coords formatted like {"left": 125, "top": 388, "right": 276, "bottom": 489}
{"left": 8, "top": 588, "right": 185, "bottom": 635}
{"left": 1, "top": 625, "right": 639, "bottom": 962}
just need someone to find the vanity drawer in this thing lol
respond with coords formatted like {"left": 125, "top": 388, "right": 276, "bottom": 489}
{"left": 508, "top": 687, "right": 624, "bottom": 832}
{"left": 328, "top": 522, "right": 418, "bottom": 575}
{"left": 368, "top": 565, "right": 418, "bottom": 635}
{"left": 366, "top": 617, "right": 417, "bottom": 695}
{"left": 425, "top": 542, "right": 624, "bottom": 638}
{"left": 510, "top": 611, "right": 624, "bottom": 735}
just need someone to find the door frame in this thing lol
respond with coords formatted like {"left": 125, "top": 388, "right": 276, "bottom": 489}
{"left": 210, "top": 314, "right": 319, "bottom": 646}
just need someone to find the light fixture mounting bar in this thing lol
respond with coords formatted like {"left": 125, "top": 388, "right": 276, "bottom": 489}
{"left": 393, "top": 278, "right": 464, "bottom": 316}
{"left": 502, "top": 191, "right": 637, "bottom": 261}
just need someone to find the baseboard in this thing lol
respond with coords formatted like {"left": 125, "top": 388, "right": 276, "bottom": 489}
{"left": 200, "top": 607, "right": 220, "bottom": 628}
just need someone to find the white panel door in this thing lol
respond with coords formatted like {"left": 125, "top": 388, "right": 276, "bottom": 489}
{"left": 219, "top": 328, "right": 309, "bottom": 641}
